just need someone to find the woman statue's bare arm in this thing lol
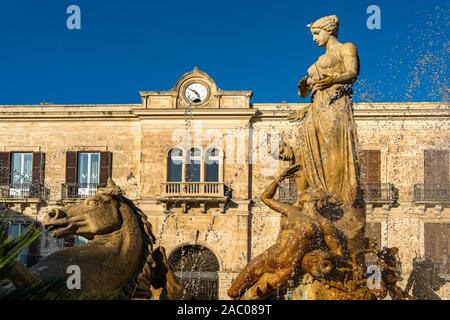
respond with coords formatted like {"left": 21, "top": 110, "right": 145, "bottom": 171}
{"left": 331, "top": 43, "right": 359, "bottom": 84}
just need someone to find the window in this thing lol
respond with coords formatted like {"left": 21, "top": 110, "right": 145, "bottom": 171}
{"left": 64, "top": 151, "right": 112, "bottom": 199}
{"left": 8, "top": 222, "right": 30, "bottom": 265}
{"left": 205, "top": 148, "right": 220, "bottom": 182}
{"left": 424, "top": 150, "right": 449, "bottom": 201}
{"left": 360, "top": 150, "right": 382, "bottom": 201}
{"left": 75, "top": 236, "right": 89, "bottom": 246}
{"left": 168, "top": 148, "right": 183, "bottom": 182}
{"left": 165, "top": 147, "right": 223, "bottom": 187}
{"left": 78, "top": 153, "right": 100, "bottom": 197}
{"left": 360, "top": 150, "right": 381, "bottom": 186}
{"left": 63, "top": 235, "right": 89, "bottom": 247}
{"left": 10, "top": 153, "right": 33, "bottom": 197}
{"left": 186, "top": 148, "right": 201, "bottom": 182}
{"left": 424, "top": 223, "right": 449, "bottom": 274}
{"left": 168, "top": 245, "right": 219, "bottom": 300}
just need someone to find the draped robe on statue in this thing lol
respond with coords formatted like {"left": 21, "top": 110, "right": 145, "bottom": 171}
{"left": 297, "top": 47, "right": 366, "bottom": 254}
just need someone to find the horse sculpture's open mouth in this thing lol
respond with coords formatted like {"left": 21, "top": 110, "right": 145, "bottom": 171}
{"left": 43, "top": 219, "right": 73, "bottom": 238}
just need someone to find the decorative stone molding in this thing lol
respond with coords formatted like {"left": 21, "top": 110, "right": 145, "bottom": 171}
{"left": 139, "top": 67, "right": 253, "bottom": 110}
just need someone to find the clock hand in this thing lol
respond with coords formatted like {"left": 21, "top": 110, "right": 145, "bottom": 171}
{"left": 187, "top": 88, "right": 200, "bottom": 99}
{"left": 190, "top": 88, "right": 201, "bottom": 99}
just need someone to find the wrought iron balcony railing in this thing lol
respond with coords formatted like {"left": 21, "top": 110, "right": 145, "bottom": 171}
{"left": 0, "top": 183, "right": 50, "bottom": 200}
{"left": 434, "top": 262, "right": 450, "bottom": 275}
{"left": 278, "top": 183, "right": 397, "bottom": 206}
{"left": 160, "top": 182, "right": 226, "bottom": 198}
{"left": 414, "top": 184, "right": 450, "bottom": 204}
{"left": 61, "top": 183, "right": 106, "bottom": 199}
{"left": 361, "top": 183, "right": 397, "bottom": 205}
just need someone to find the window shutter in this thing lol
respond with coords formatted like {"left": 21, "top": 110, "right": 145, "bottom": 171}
{"left": 99, "top": 152, "right": 112, "bottom": 185}
{"left": 365, "top": 222, "right": 382, "bottom": 250}
{"left": 32, "top": 152, "right": 45, "bottom": 185}
{"left": 65, "top": 152, "right": 78, "bottom": 184}
{"left": 360, "top": 150, "right": 381, "bottom": 185}
{"left": 436, "top": 150, "right": 449, "bottom": 189}
{"left": 448, "top": 225, "right": 450, "bottom": 274}
{"left": 424, "top": 223, "right": 437, "bottom": 261}
{"left": 27, "top": 223, "right": 41, "bottom": 267}
{"left": 424, "top": 223, "right": 449, "bottom": 273}
{"left": 359, "top": 150, "right": 368, "bottom": 185}
{"left": 438, "top": 223, "right": 448, "bottom": 273}
{"left": 424, "top": 150, "right": 448, "bottom": 187}
{"left": 0, "top": 152, "right": 11, "bottom": 185}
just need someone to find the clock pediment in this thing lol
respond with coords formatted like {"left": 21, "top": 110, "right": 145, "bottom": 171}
{"left": 139, "top": 67, "right": 252, "bottom": 109}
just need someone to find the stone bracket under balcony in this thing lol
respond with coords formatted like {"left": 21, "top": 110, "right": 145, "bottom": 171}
{"left": 157, "top": 182, "right": 229, "bottom": 213}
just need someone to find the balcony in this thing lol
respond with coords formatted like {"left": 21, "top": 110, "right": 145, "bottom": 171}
{"left": 157, "top": 182, "right": 228, "bottom": 213}
{"left": 361, "top": 183, "right": 397, "bottom": 206}
{"left": 413, "top": 184, "right": 450, "bottom": 206}
{"left": 0, "top": 183, "right": 49, "bottom": 202}
{"left": 278, "top": 182, "right": 397, "bottom": 208}
{"left": 61, "top": 183, "right": 106, "bottom": 200}
{"left": 433, "top": 262, "right": 450, "bottom": 276}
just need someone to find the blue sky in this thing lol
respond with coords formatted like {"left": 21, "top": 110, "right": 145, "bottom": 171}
{"left": 0, "top": 0, "right": 448, "bottom": 104}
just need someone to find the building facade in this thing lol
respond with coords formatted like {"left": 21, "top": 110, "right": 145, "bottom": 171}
{"left": 1, "top": 69, "right": 449, "bottom": 299}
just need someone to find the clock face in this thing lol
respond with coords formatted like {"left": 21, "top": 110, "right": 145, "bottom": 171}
{"left": 185, "top": 83, "right": 208, "bottom": 103}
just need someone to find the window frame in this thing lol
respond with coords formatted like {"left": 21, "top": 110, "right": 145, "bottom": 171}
{"left": 10, "top": 152, "right": 33, "bottom": 187}
{"left": 166, "top": 147, "right": 223, "bottom": 183}
{"left": 77, "top": 152, "right": 101, "bottom": 197}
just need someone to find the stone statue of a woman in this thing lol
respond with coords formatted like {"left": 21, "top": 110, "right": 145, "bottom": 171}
{"left": 229, "top": 15, "right": 409, "bottom": 300}
{"left": 289, "top": 15, "right": 366, "bottom": 258}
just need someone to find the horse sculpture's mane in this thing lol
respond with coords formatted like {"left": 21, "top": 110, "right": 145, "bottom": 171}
{"left": 97, "top": 183, "right": 157, "bottom": 299}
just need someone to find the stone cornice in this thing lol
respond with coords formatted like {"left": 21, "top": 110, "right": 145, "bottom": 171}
{"left": 0, "top": 102, "right": 447, "bottom": 121}
{"left": 254, "top": 102, "right": 450, "bottom": 120}
{"left": 132, "top": 108, "right": 257, "bottom": 120}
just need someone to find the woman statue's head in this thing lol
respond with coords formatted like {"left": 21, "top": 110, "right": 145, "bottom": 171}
{"left": 307, "top": 15, "right": 339, "bottom": 47}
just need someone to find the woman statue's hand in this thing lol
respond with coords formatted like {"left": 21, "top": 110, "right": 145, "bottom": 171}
{"left": 298, "top": 76, "right": 311, "bottom": 98}
{"left": 314, "top": 73, "right": 335, "bottom": 91}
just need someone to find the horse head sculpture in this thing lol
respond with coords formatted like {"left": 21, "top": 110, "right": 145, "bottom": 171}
{"left": 4, "top": 179, "right": 189, "bottom": 300}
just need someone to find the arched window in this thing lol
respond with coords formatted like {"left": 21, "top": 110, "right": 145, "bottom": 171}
{"left": 205, "top": 148, "right": 220, "bottom": 182}
{"left": 186, "top": 148, "right": 201, "bottom": 182}
{"left": 168, "top": 148, "right": 183, "bottom": 182}
{"left": 168, "top": 245, "right": 219, "bottom": 300}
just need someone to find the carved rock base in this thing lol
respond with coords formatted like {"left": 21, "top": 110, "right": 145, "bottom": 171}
{"left": 284, "top": 274, "right": 378, "bottom": 300}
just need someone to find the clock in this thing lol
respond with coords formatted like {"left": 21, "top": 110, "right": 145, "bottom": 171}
{"left": 184, "top": 83, "right": 208, "bottom": 103}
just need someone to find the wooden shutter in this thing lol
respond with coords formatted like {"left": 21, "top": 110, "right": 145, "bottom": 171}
{"left": 360, "top": 150, "right": 381, "bottom": 185}
{"left": 0, "top": 152, "right": 11, "bottom": 185}
{"left": 65, "top": 152, "right": 78, "bottom": 184}
{"left": 448, "top": 225, "right": 450, "bottom": 274}
{"left": 424, "top": 150, "right": 449, "bottom": 187}
{"left": 27, "top": 222, "right": 41, "bottom": 267}
{"left": 425, "top": 223, "right": 449, "bottom": 273}
{"left": 32, "top": 152, "right": 45, "bottom": 185}
{"left": 425, "top": 223, "right": 437, "bottom": 261}
{"left": 365, "top": 222, "right": 382, "bottom": 250}
{"left": 99, "top": 152, "right": 112, "bottom": 185}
